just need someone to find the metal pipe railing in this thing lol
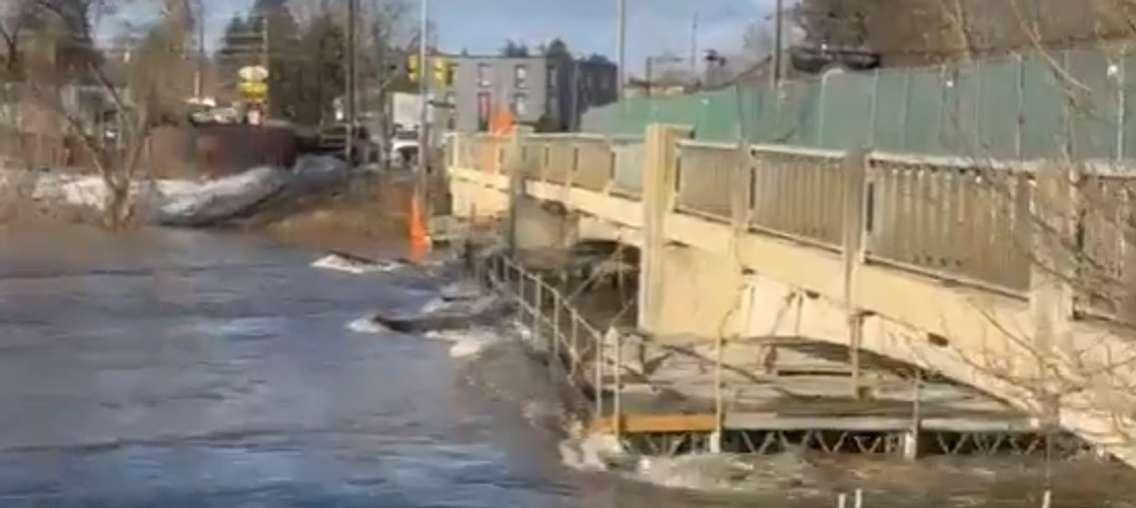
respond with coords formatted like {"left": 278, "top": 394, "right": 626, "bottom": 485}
{"left": 478, "top": 254, "right": 615, "bottom": 428}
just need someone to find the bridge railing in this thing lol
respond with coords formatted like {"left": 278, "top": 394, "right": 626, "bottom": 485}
{"left": 612, "top": 139, "right": 645, "bottom": 198}
{"left": 518, "top": 137, "right": 542, "bottom": 179}
{"left": 864, "top": 154, "right": 1033, "bottom": 295}
{"left": 574, "top": 138, "right": 615, "bottom": 193}
{"left": 675, "top": 140, "right": 738, "bottom": 221}
{"left": 1075, "top": 171, "right": 1136, "bottom": 323}
{"left": 452, "top": 133, "right": 509, "bottom": 174}
{"left": 749, "top": 145, "right": 846, "bottom": 249}
{"left": 449, "top": 130, "right": 1136, "bottom": 322}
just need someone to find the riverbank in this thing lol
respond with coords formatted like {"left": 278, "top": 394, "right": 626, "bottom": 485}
{"left": 0, "top": 161, "right": 429, "bottom": 261}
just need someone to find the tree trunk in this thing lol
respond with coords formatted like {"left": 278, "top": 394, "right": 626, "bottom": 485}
{"left": 103, "top": 178, "right": 132, "bottom": 230}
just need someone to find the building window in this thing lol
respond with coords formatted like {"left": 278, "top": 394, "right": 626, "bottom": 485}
{"left": 445, "top": 92, "right": 456, "bottom": 105}
{"left": 512, "top": 93, "right": 529, "bottom": 116}
{"left": 515, "top": 65, "right": 528, "bottom": 88}
{"left": 478, "top": 63, "right": 491, "bottom": 87}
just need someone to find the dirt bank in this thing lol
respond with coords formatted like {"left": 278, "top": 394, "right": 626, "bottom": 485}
{"left": 246, "top": 172, "right": 423, "bottom": 258}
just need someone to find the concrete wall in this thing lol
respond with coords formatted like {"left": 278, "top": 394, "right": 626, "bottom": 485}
{"left": 514, "top": 196, "right": 575, "bottom": 251}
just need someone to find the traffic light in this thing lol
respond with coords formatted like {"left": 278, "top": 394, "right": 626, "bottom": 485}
{"left": 432, "top": 58, "right": 454, "bottom": 86}
{"left": 407, "top": 55, "right": 420, "bottom": 82}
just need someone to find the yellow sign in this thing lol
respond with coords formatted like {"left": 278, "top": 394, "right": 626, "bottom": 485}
{"left": 239, "top": 65, "right": 269, "bottom": 82}
{"left": 239, "top": 80, "right": 268, "bottom": 102}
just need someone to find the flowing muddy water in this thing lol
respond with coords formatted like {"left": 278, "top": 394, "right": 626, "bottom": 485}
{"left": 0, "top": 225, "right": 1134, "bottom": 507}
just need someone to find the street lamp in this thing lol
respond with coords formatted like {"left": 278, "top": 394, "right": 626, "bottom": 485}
{"left": 645, "top": 55, "right": 684, "bottom": 97}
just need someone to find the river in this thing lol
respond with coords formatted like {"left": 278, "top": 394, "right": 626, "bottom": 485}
{"left": 0, "top": 225, "right": 1134, "bottom": 507}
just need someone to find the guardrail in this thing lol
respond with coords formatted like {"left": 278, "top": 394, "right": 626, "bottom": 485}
{"left": 574, "top": 138, "right": 614, "bottom": 193}
{"left": 612, "top": 140, "right": 644, "bottom": 198}
{"left": 675, "top": 140, "right": 738, "bottom": 221}
{"left": 864, "top": 156, "right": 1033, "bottom": 296}
{"left": 750, "top": 145, "right": 846, "bottom": 248}
{"left": 478, "top": 254, "right": 625, "bottom": 437}
{"left": 1074, "top": 173, "right": 1136, "bottom": 323}
{"left": 453, "top": 134, "right": 508, "bottom": 174}
{"left": 449, "top": 131, "right": 1136, "bottom": 324}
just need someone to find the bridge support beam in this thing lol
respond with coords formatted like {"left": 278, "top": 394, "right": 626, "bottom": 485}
{"left": 842, "top": 150, "right": 869, "bottom": 400}
{"left": 639, "top": 124, "right": 693, "bottom": 334}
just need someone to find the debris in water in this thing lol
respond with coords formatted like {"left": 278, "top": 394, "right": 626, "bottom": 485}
{"left": 312, "top": 251, "right": 403, "bottom": 275}
{"left": 372, "top": 290, "right": 511, "bottom": 333}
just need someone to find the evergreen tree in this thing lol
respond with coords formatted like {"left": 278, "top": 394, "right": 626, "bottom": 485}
{"left": 500, "top": 39, "right": 528, "bottom": 57}
{"left": 544, "top": 38, "right": 571, "bottom": 61}
{"left": 294, "top": 12, "right": 344, "bottom": 125}
{"left": 216, "top": 15, "right": 254, "bottom": 89}
{"left": 247, "top": 0, "right": 300, "bottom": 118}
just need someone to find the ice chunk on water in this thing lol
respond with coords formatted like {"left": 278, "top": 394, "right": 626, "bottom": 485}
{"left": 346, "top": 317, "right": 390, "bottom": 334}
{"left": 312, "top": 253, "right": 402, "bottom": 275}
{"left": 419, "top": 296, "right": 449, "bottom": 314}
{"left": 422, "top": 327, "right": 501, "bottom": 359}
{"left": 448, "top": 339, "right": 487, "bottom": 358}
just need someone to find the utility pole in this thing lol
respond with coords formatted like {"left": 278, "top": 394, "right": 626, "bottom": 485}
{"left": 616, "top": 0, "right": 626, "bottom": 100}
{"left": 689, "top": 12, "right": 698, "bottom": 78}
{"left": 645, "top": 57, "right": 652, "bottom": 98}
{"left": 261, "top": 16, "right": 269, "bottom": 73}
{"left": 194, "top": 0, "right": 205, "bottom": 100}
{"left": 346, "top": 0, "right": 358, "bottom": 165}
{"left": 772, "top": 0, "right": 784, "bottom": 88}
{"left": 417, "top": 0, "right": 430, "bottom": 189}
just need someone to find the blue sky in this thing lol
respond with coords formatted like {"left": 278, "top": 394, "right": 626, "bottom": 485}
{"left": 430, "top": 0, "right": 772, "bottom": 75}
{"left": 113, "top": 0, "right": 775, "bottom": 75}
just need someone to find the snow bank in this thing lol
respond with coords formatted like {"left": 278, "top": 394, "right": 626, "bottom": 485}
{"left": 153, "top": 155, "right": 346, "bottom": 226}
{"left": 154, "top": 166, "right": 286, "bottom": 226}
{"left": 1, "top": 154, "right": 348, "bottom": 227}
{"left": 5, "top": 171, "right": 196, "bottom": 213}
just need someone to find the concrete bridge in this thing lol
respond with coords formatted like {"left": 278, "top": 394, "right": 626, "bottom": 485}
{"left": 445, "top": 126, "right": 1136, "bottom": 465}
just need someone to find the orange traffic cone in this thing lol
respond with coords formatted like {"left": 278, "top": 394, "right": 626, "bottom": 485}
{"left": 407, "top": 193, "right": 432, "bottom": 262}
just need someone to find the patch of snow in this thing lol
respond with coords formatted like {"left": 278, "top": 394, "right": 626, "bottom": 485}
{"left": 559, "top": 431, "right": 628, "bottom": 472}
{"left": 346, "top": 317, "right": 390, "bottom": 334}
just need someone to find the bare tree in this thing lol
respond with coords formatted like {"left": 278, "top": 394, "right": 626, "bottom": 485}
{"left": 0, "top": 0, "right": 37, "bottom": 76}
{"left": 17, "top": 0, "right": 195, "bottom": 228}
{"left": 870, "top": 0, "right": 1136, "bottom": 467}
